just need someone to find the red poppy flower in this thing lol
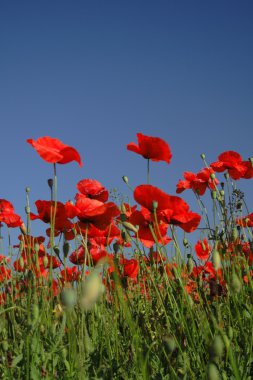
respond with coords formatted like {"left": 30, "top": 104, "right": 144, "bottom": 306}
{"left": 134, "top": 185, "right": 201, "bottom": 233}
{"left": 210, "top": 151, "right": 247, "bottom": 180}
{"left": 0, "top": 199, "right": 23, "bottom": 228}
{"left": 59, "top": 267, "right": 81, "bottom": 283}
{"left": 237, "top": 212, "right": 253, "bottom": 228}
{"left": 69, "top": 245, "right": 86, "bottom": 265}
{"left": 127, "top": 133, "right": 172, "bottom": 164}
{"left": 77, "top": 179, "right": 109, "bottom": 202}
{"left": 27, "top": 136, "right": 83, "bottom": 167}
{"left": 129, "top": 207, "right": 171, "bottom": 248}
{"left": 31, "top": 200, "right": 73, "bottom": 233}
{"left": 70, "top": 194, "right": 119, "bottom": 230}
{"left": 242, "top": 160, "right": 253, "bottom": 179}
{"left": 88, "top": 224, "right": 120, "bottom": 247}
{"left": 0, "top": 266, "right": 11, "bottom": 282}
{"left": 195, "top": 239, "right": 211, "bottom": 260}
{"left": 176, "top": 168, "right": 219, "bottom": 196}
{"left": 122, "top": 258, "right": 139, "bottom": 279}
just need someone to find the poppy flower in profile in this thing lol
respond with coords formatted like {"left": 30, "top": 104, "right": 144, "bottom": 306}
{"left": 242, "top": 160, "right": 253, "bottom": 179}
{"left": 176, "top": 168, "right": 218, "bottom": 196}
{"left": 133, "top": 185, "right": 201, "bottom": 233}
{"left": 210, "top": 151, "right": 247, "bottom": 180}
{"left": 195, "top": 239, "right": 211, "bottom": 260}
{"left": 0, "top": 199, "right": 23, "bottom": 228}
{"left": 122, "top": 258, "right": 139, "bottom": 279}
{"left": 77, "top": 179, "right": 109, "bottom": 202}
{"left": 27, "top": 136, "right": 83, "bottom": 167}
{"left": 68, "top": 194, "right": 120, "bottom": 230}
{"left": 129, "top": 207, "right": 171, "bottom": 248}
{"left": 127, "top": 133, "right": 172, "bottom": 164}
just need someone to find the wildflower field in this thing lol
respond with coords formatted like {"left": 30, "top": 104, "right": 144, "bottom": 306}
{"left": 0, "top": 134, "right": 253, "bottom": 380}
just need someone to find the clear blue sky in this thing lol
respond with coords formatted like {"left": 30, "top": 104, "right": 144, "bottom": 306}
{"left": 1, "top": 1, "right": 253, "bottom": 243}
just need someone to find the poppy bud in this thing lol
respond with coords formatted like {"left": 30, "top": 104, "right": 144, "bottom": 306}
{"left": 210, "top": 173, "right": 216, "bottom": 180}
{"left": 53, "top": 245, "right": 60, "bottom": 256}
{"left": 25, "top": 206, "right": 31, "bottom": 214}
{"left": 122, "top": 221, "right": 138, "bottom": 234}
{"left": 231, "top": 227, "right": 237, "bottom": 241}
{"left": 19, "top": 257, "right": 25, "bottom": 270}
{"left": 121, "top": 203, "right": 127, "bottom": 213}
{"left": 211, "top": 191, "right": 217, "bottom": 200}
{"left": 152, "top": 201, "right": 158, "bottom": 210}
{"left": 183, "top": 238, "right": 188, "bottom": 247}
{"left": 20, "top": 223, "right": 27, "bottom": 235}
{"left": 201, "top": 153, "right": 206, "bottom": 160}
{"left": 60, "top": 287, "right": 77, "bottom": 309}
{"left": 26, "top": 187, "right": 30, "bottom": 193}
{"left": 113, "top": 242, "right": 120, "bottom": 254}
{"left": 122, "top": 176, "right": 129, "bottom": 184}
{"left": 231, "top": 273, "right": 242, "bottom": 293}
{"left": 212, "top": 250, "right": 221, "bottom": 270}
{"left": 207, "top": 363, "right": 220, "bottom": 380}
{"left": 187, "top": 256, "right": 194, "bottom": 274}
{"left": 2, "top": 341, "right": 8, "bottom": 352}
{"left": 220, "top": 190, "right": 225, "bottom": 196}
{"left": 47, "top": 178, "right": 54, "bottom": 189}
{"left": 227, "top": 326, "right": 233, "bottom": 340}
{"left": 34, "top": 243, "right": 40, "bottom": 253}
{"left": 209, "top": 335, "right": 224, "bottom": 359}
{"left": 43, "top": 255, "right": 49, "bottom": 268}
{"left": 163, "top": 335, "right": 176, "bottom": 354}
{"left": 63, "top": 241, "right": 70, "bottom": 258}
{"left": 249, "top": 157, "right": 253, "bottom": 166}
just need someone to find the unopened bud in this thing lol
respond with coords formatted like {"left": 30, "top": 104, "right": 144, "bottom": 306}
{"left": 210, "top": 173, "right": 216, "bottom": 180}
{"left": 183, "top": 238, "right": 188, "bottom": 247}
{"left": 122, "top": 221, "right": 138, "bottom": 234}
{"left": 163, "top": 336, "right": 176, "bottom": 354}
{"left": 113, "top": 242, "right": 120, "bottom": 254}
{"left": 47, "top": 178, "right": 54, "bottom": 189}
{"left": 211, "top": 190, "right": 217, "bottom": 200}
{"left": 43, "top": 255, "right": 49, "bottom": 268}
{"left": 26, "top": 187, "right": 30, "bottom": 193}
{"left": 231, "top": 227, "right": 237, "bottom": 241}
{"left": 207, "top": 363, "right": 220, "bottom": 380}
{"left": 34, "top": 243, "right": 40, "bottom": 253}
{"left": 200, "top": 153, "right": 206, "bottom": 160}
{"left": 63, "top": 241, "right": 70, "bottom": 258}
{"left": 212, "top": 250, "right": 221, "bottom": 270}
{"left": 152, "top": 201, "right": 158, "bottom": 210}
{"left": 60, "top": 287, "right": 77, "bottom": 309}
{"left": 25, "top": 206, "right": 31, "bottom": 214}
{"left": 121, "top": 203, "right": 127, "bottom": 213}
{"left": 231, "top": 273, "right": 242, "bottom": 293}
{"left": 19, "top": 257, "right": 25, "bottom": 270}
{"left": 187, "top": 256, "right": 194, "bottom": 274}
{"left": 210, "top": 335, "right": 224, "bottom": 359}
{"left": 122, "top": 176, "right": 129, "bottom": 184}
{"left": 53, "top": 245, "right": 60, "bottom": 256}
{"left": 20, "top": 223, "right": 27, "bottom": 235}
{"left": 249, "top": 157, "right": 253, "bottom": 166}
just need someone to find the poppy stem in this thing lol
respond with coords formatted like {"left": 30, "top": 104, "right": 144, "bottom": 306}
{"left": 53, "top": 163, "right": 57, "bottom": 203}
{"left": 147, "top": 159, "right": 150, "bottom": 184}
